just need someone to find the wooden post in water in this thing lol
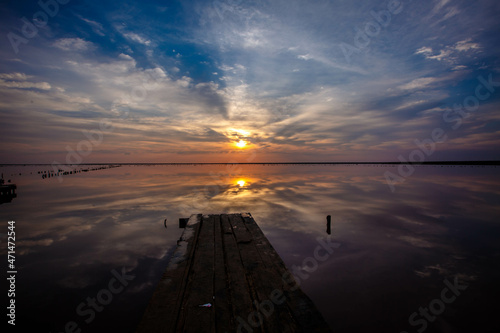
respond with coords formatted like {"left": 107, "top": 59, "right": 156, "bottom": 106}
{"left": 326, "top": 215, "right": 331, "bottom": 235}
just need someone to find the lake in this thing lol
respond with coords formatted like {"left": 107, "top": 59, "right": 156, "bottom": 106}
{"left": 1, "top": 164, "right": 499, "bottom": 332}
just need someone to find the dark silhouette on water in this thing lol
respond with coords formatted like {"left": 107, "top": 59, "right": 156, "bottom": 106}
{"left": 39, "top": 165, "right": 121, "bottom": 179}
{"left": 326, "top": 215, "right": 331, "bottom": 235}
{"left": 179, "top": 217, "right": 189, "bottom": 228}
{"left": 0, "top": 173, "right": 17, "bottom": 205}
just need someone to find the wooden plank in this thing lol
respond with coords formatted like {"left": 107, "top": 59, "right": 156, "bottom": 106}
{"left": 176, "top": 215, "right": 216, "bottom": 332}
{"left": 241, "top": 213, "right": 332, "bottom": 333}
{"left": 229, "top": 214, "right": 297, "bottom": 333}
{"left": 229, "top": 213, "right": 253, "bottom": 244}
{"left": 220, "top": 214, "right": 262, "bottom": 333}
{"left": 213, "top": 214, "right": 233, "bottom": 332}
{"left": 240, "top": 213, "right": 298, "bottom": 330}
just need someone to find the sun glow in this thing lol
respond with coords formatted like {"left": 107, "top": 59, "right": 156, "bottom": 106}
{"left": 235, "top": 140, "right": 247, "bottom": 148}
{"left": 237, "top": 180, "right": 246, "bottom": 187}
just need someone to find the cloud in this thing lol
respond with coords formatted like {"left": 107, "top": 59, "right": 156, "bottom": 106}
{"left": 435, "top": 0, "right": 450, "bottom": 11}
{"left": 122, "top": 32, "right": 151, "bottom": 46}
{"left": 399, "top": 236, "right": 435, "bottom": 248}
{"left": 0, "top": 72, "right": 51, "bottom": 90}
{"left": 415, "top": 46, "right": 433, "bottom": 55}
{"left": 399, "top": 77, "right": 438, "bottom": 91}
{"left": 77, "top": 15, "right": 106, "bottom": 36}
{"left": 441, "top": 6, "right": 461, "bottom": 20}
{"left": 0, "top": 72, "right": 31, "bottom": 80}
{"left": 18, "top": 238, "right": 54, "bottom": 247}
{"left": 415, "top": 47, "right": 452, "bottom": 61}
{"left": 16, "top": 238, "right": 54, "bottom": 255}
{"left": 298, "top": 54, "right": 313, "bottom": 60}
{"left": 429, "top": 0, "right": 458, "bottom": 20}
{"left": 415, "top": 39, "right": 481, "bottom": 65}
{"left": 53, "top": 38, "right": 95, "bottom": 51}
{"left": 454, "top": 38, "right": 481, "bottom": 52}
{"left": 0, "top": 45, "right": 234, "bottom": 161}
{"left": 0, "top": 79, "right": 51, "bottom": 90}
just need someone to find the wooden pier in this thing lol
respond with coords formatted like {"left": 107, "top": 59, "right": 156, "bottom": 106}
{"left": 136, "top": 213, "right": 332, "bottom": 333}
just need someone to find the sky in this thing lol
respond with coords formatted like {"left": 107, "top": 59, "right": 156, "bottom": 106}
{"left": 0, "top": 0, "right": 499, "bottom": 163}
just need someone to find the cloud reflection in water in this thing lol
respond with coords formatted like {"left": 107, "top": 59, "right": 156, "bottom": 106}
{"left": 0, "top": 165, "right": 499, "bottom": 332}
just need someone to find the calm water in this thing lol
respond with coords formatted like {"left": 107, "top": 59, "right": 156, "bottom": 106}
{"left": 1, "top": 164, "right": 499, "bottom": 332}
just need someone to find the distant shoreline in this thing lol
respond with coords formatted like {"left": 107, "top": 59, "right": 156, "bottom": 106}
{"left": 1, "top": 161, "right": 500, "bottom": 166}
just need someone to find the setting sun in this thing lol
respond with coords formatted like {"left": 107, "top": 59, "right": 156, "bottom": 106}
{"left": 236, "top": 140, "right": 247, "bottom": 148}
{"left": 236, "top": 180, "right": 246, "bottom": 187}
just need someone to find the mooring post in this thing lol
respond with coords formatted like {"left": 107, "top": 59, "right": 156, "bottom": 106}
{"left": 326, "top": 215, "right": 331, "bottom": 235}
{"left": 179, "top": 217, "right": 189, "bottom": 228}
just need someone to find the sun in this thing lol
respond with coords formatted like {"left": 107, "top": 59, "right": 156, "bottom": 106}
{"left": 236, "top": 180, "right": 246, "bottom": 187}
{"left": 235, "top": 140, "right": 247, "bottom": 148}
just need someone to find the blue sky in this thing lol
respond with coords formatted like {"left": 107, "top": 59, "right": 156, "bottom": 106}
{"left": 1, "top": 0, "right": 499, "bottom": 163}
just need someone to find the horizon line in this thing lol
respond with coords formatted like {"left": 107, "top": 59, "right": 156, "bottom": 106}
{"left": 1, "top": 160, "right": 500, "bottom": 166}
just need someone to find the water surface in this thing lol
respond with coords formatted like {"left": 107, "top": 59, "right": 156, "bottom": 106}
{"left": 1, "top": 164, "right": 499, "bottom": 332}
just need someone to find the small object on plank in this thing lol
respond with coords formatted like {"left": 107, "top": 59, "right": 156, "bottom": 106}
{"left": 198, "top": 303, "right": 212, "bottom": 308}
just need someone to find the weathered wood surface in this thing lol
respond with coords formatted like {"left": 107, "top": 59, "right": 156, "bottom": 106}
{"left": 136, "top": 213, "right": 332, "bottom": 333}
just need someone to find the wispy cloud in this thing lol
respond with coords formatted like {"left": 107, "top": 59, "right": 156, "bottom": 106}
{"left": 454, "top": 38, "right": 481, "bottom": 52}
{"left": 53, "top": 38, "right": 95, "bottom": 51}
{"left": 77, "top": 15, "right": 106, "bottom": 36}
{"left": 415, "top": 38, "right": 481, "bottom": 65}
{"left": 122, "top": 32, "right": 151, "bottom": 46}
{"left": 399, "top": 77, "right": 439, "bottom": 91}
{"left": 0, "top": 72, "right": 51, "bottom": 90}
